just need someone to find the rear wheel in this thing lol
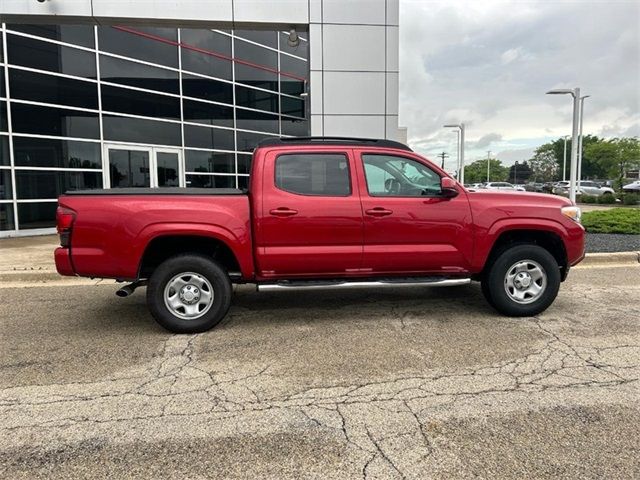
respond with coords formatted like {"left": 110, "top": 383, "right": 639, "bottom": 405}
{"left": 147, "top": 254, "right": 232, "bottom": 333}
{"left": 481, "top": 245, "right": 560, "bottom": 317}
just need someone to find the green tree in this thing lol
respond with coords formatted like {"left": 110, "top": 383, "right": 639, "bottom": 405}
{"left": 529, "top": 144, "right": 559, "bottom": 182}
{"left": 585, "top": 137, "right": 640, "bottom": 188}
{"left": 507, "top": 161, "right": 532, "bottom": 184}
{"left": 463, "top": 158, "right": 508, "bottom": 183}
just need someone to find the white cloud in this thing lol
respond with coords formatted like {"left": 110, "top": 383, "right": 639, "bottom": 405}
{"left": 399, "top": 0, "right": 640, "bottom": 164}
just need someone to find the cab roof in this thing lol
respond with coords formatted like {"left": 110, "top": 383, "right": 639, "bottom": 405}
{"left": 256, "top": 136, "right": 413, "bottom": 152}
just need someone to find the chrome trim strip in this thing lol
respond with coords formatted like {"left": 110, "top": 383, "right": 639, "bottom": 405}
{"left": 257, "top": 278, "right": 471, "bottom": 292}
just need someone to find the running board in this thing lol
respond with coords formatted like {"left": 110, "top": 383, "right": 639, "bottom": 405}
{"left": 257, "top": 277, "right": 471, "bottom": 292}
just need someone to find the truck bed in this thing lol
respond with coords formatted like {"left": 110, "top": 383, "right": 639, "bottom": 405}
{"left": 58, "top": 191, "right": 253, "bottom": 280}
{"left": 65, "top": 187, "right": 245, "bottom": 196}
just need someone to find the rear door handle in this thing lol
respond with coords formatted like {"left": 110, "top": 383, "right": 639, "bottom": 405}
{"left": 365, "top": 207, "right": 393, "bottom": 217}
{"left": 269, "top": 207, "right": 298, "bottom": 217}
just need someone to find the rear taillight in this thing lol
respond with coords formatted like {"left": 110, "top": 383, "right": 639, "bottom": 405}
{"left": 56, "top": 206, "right": 76, "bottom": 247}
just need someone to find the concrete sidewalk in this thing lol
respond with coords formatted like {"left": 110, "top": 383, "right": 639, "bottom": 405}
{"left": 0, "top": 235, "right": 58, "bottom": 272}
{"left": 1, "top": 234, "right": 638, "bottom": 283}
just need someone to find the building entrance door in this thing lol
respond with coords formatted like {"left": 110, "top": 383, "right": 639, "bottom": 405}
{"left": 105, "top": 144, "right": 183, "bottom": 188}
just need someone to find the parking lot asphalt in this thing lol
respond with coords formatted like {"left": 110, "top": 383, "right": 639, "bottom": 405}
{"left": 1, "top": 265, "right": 639, "bottom": 479}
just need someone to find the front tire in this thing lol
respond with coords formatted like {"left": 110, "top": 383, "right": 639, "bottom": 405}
{"left": 147, "top": 254, "right": 232, "bottom": 333}
{"left": 481, "top": 245, "right": 560, "bottom": 317}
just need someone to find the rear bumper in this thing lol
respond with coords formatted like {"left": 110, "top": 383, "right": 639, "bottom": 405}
{"left": 54, "top": 247, "right": 76, "bottom": 276}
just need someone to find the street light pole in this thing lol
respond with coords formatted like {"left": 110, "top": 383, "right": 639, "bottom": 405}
{"left": 577, "top": 95, "right": 590, "bottom": 184}
{"left": 444, "top": 123, "right": 465, "bottom": 184}
{"left": 562, "top": 135, "right": 569, "bottom": 181}
{"left": 486, "top": 150, "right": 491, "bottom": 182}
{"left": 546, "top": 87, "right": 581, "bottom": 203}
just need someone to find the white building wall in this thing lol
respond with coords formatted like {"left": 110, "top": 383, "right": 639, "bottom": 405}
{"left": 0, "top": 0, "right": 400, "bottom": 140}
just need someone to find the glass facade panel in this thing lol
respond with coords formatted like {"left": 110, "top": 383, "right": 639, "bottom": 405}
{"left": 103, "top": 115, "right": 181, "bottom": 146}
{"left": 234, "top": 40, "right": 278, "bottom": 91}
{"left": 237, "top": 130, "right": 275, "bottom": 152}
{"left": 11, "top": 103, "right": 100, "bottom": 139}
{"left": 0, "top": 169, "right": 12, "bottom": 200}
{"left": 16, "top": 170, "right": 102, "bottom": 199}
{"left": 182, "top": 73, "right": 233, "bottom": 104}
{"left": 180, "top": 29, "right": 232, "bottom": 80}
{"left": 237, "top": 154, "right": 251, "bottom": 174}
{"left": 235, "top": 30, "right": 278, "bottom": 48}
{"left": 236, "top": 109, "right": 279, "bottom": 134}
{"left": 13, "top": 137, "right": 101, "bottom": 169}
{"left": 99, "top": 55, "right": 179, "bottom": 94}
{"left": 1, "top": 24, "right": 308, "bottom": 232}
{"left": 8, "top": 24, "right": 95, "bottom": 48}
{"left": 156, "top": 152, "right": 180, "bottom": 187}
{"left": 186, "top": 174, "right": 235, "bottom": 188}
{"left": 9, "top": 68, "right": 98, "bottom": 109}
{"left": 98, "top": 26, "right": 178, "bottom": 68}
{"left": 235, "top": 85, "right": 279, "bottom": 113}
{"left": 185, "top": 150, "right": 235, "bottom": 174}
{"left": 0, "top": 136, "right": 9, "bottom": 166}
{"left": 183, "top": 99, "right": 234, "bottom": 128}
{"left": 238, "top": 175, "right": 249, "bottom": 190}
{"left": 7, "top": 34, "right": 97, "bottom": 78}
{"left": 184, "top": 125, "right": 235, "bottom": 151}
{"left": 101, "top": 84, "right": 180, "bottom": 120}
{"left": 109, "top": 150, "right": 151, "bottom": 188}
{"left": 17, "top": 202, "right": 57, "bottom": 229}
{"left": 0, "top": 203, "right": 15, "bottom": 230}
{"left": 0, "top": 103, "right": 6, "bottom": 132}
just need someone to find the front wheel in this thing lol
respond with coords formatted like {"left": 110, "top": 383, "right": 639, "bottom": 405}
{"left": 147, "top": 254, "right": 232, "bottom": 333}
{"left": 481, "top": 245, "right": 560, "bottom": 317}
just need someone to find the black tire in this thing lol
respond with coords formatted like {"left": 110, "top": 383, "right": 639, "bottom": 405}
{"left": 481, "top": 245, "right": 560, "bottom": 317}
{"left": 480, "top": 278, "right": 496, "bottom": 308}
{"left": 146, "top": 254, "right": 232, "bottom": 333}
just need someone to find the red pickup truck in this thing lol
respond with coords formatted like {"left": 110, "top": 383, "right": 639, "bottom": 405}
{"left": 55, "top": 137, "right": 585, "bottom": 333}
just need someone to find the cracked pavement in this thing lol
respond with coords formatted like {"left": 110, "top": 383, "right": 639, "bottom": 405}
{"left": 0, "top": 265, "right": 639, "bottom": 479}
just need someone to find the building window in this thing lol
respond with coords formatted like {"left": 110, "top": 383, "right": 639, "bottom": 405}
{"left": 1, "top": 24, "right": 309, "bottom": 233}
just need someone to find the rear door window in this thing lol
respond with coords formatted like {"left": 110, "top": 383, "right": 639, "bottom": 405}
{"left": 275, "top": 153, "right": 351, "bottom": 196}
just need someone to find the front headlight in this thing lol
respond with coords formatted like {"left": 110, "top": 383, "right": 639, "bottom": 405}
{"left": 561, "top": 205, "right": 582, "bottom": 223}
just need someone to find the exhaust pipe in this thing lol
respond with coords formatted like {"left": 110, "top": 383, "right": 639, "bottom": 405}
{"left": 115, "top": 280, "right": 147, "bottom": 298}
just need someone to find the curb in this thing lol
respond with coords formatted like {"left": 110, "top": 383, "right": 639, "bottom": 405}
{"left": 1, "top": 251, "right": 638, "bottom": 284}
{"left": 0, "top": 270, "right": 66, "bottom": 282}
{"left": 575, "top": 251, "right": 640, "bottom": 267}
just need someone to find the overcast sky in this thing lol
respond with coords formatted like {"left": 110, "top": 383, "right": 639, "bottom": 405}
{"left": 399, "top": 0, "right": 640, "bottom": 171}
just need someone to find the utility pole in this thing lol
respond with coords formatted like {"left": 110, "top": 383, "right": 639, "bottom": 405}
{"left": 436, "top": 152, "right": 449, "bottom": 169}
{"left": 486, "top": 150, "right": 492, "bottom": 182}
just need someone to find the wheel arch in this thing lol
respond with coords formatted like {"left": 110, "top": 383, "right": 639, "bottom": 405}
{"left": 479, "top": 227, "right": 569, "bottom": 281}
{"left": 138, "top": 233, "right": 244, "bottom": 280}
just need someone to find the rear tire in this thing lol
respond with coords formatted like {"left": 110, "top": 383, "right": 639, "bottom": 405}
{"left": 481, "top": 245, "right": 560, "bottom": 317}
{"left": 147, "top": 254, "right": 232, "bottom": 333}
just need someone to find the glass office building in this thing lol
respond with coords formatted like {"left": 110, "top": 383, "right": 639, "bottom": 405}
{"left": 0, "top": 23, "right": 308, "bottom": 234}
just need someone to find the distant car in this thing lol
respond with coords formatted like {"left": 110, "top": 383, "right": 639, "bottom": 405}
{"left": 524, "top": 183, "right": 544, "bottom": 192}
{"left": 622, "top": 180, "right": 640, "bottom": 192}
{"left": 483, "top": 182, "right": 525, "bottom": 191}
{"left": 464, "top": 183, "right": 484, "bottom": 190}
{"left": 553, "top": 180, "right": 615, "bottom": 197}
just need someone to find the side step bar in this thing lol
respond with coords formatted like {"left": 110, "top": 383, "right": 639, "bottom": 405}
{"left": 257, "top": 277, "right": 471, "bottom": 292}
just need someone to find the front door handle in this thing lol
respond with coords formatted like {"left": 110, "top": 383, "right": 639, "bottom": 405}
{"left": 365, "top": 207, "right": 393, "bottom": 217}
{"left": 270, "top": 207, "right": 298, "bottom": 217}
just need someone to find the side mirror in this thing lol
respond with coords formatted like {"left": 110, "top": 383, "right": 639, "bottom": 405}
{"left": 440, "top": 177, "right": 459, "bottom": 198}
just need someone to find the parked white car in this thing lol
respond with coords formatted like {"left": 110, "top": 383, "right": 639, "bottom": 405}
{"left": 553, "top": 180, "right": 615, "bottom": 197}
{"left": 482, "top": 182, "right": 526, "bottom": 191}
{"left": 622, "top": 180, "right": 640, "bottom": 192}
